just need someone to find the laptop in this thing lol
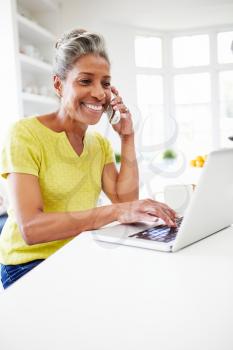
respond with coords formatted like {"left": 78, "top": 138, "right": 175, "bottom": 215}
{"left": 94, "top": 148, "right": 233, "bottom": 252}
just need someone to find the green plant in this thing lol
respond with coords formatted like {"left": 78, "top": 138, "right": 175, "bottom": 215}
{"left": 115, "top": 153, "right": 121, "bottom": 163}
{"left": 162, "top": 149, "right": 177, "bottom": 160}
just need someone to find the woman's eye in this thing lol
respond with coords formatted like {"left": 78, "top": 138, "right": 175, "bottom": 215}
{"left": 103, "top": 82, "right": 111, "bottom": 88}
{"left": 80, "top": 79, "right": 91, "bottom": 85}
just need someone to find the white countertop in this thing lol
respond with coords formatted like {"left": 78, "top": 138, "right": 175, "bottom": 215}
{"left": 0, "top": 225, "right": 233, "bottom": 350}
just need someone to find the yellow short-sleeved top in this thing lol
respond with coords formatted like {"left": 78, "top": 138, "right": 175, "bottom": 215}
{"left": 0, "top": 117, "right": 114, "bottom": 265}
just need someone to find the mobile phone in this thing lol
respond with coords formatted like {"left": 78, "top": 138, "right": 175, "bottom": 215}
{"left": 106, "top": 94, "right": 121, "bottom": 125}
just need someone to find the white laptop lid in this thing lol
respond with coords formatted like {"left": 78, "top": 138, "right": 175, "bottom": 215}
{"left": 172, "top": 148, "right": 233, "bottom": 251}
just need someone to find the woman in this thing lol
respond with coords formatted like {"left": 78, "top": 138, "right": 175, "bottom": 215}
{"left": 0, "top": 29, "right": 176, "bottom": 289}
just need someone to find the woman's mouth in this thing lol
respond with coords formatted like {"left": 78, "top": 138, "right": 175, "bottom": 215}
{"left": 82, "top": 102, "right": 104, "bottom": 112}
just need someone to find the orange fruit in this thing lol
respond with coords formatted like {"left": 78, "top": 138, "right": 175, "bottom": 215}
{"left": 190, "top": 159, "right": 196, "bottom": 167}
{"left": 196, "top": 160, "right": 204, "bottom": 167}
{"left": 196, "top": 155, "right": 204, "bottom": 162}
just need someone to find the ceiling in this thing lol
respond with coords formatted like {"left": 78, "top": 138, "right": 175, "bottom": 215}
{"left": 60, "top": 0, "right": 233, "bottom": 30}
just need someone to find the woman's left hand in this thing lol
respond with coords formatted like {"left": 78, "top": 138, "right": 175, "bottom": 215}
{"left": 110, "top": 87, "right": 134, "bottom": 137}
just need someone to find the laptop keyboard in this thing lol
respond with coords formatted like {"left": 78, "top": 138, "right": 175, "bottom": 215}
{"left": 128, "top": 216, "right": 183, "bottom": 243}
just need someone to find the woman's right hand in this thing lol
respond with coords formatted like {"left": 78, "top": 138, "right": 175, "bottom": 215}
{"left": 116, "top": 199, "right": 177, "bottom": 227}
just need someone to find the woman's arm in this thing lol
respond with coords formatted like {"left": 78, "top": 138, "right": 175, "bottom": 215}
{"left": 102, "top": 86, "right": 139, "bottom": 203}
{"left": 116, "top": 133, "right": 139, "bottom": 201}
{"left": 102, "top": 134, "right": 139, "bottom": 203}
{"left": 7, "top": 173, "right": 176, "bottom": 246}
{"left": 8, "top": 173, "right": 118, "bottom": 245}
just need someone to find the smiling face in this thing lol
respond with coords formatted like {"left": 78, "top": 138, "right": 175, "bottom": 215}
{"left": 54, "top": 54, "right": 111, "bottom": 125}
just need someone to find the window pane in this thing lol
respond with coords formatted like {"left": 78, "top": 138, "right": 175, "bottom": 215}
{"left": 135, "top": 36, "right": 162, "bottom": 68}
{"left": 173, "top": 35, "right": 209, "bottom": 68}
{"left": 136, "top": 105, "right": 165, "bottom": 150}
{"left": 174, "top": 73, "right": 211, "bottom": 104}
{"left": 219, "top": 70, "right": 233, "bottom": 147}
{"left": 136, "top": 74, "right": 163, "bottom": 105}
{"left": 136, "top": 75, "right": 164, "bottom": 152}
{"left": 175, "top": 104, "right": 212, "bottom": 159}
{"left": 218, "top": 31, "right": 233, "bottom": 64}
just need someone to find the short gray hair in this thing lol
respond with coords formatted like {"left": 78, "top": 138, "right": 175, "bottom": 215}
{"left": 53, "top": 29, "right": 110, "bottom": 80}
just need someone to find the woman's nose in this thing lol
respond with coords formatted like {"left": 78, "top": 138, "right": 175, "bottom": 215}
{"left": 91, "top": 84, "right": 105, "bottom": 100}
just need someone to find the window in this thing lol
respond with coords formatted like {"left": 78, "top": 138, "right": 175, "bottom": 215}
{"left": 135, "top": 28, "right": 233, "bottom": 169}
{"left": 136, "top": 74, "right": 164, "bottom": 149}
{"left": 136, "top": 75, "right": 163, "bottom": 105}
{"left": 173, "top": 35, "right": 209, "bottom": 68}
{"left": 218, "top": 31, "right": 233, "bottom": 64}
{"left": 174, "top": 73, "right": 211, "bottom": 104}
{"left": 135, "top": 35, "right": 164, "bottom": 155}
{"left": 174, "top": 73, "right": 212, "bottom": 157}
{"left": 219, "top": 70, "right": 233, "bottom": 147}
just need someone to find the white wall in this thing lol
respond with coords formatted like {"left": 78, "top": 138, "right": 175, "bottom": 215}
{"left": 60, "top": 0, "right": 233, "bottom": 31}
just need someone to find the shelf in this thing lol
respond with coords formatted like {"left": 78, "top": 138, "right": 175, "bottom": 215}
{"left": 17, "top": 14, "right": 56, "bottom": 43}
{"left": 18, "top": 0, "right": 60, "bottom": 13}
{"left": 19, "top": 53, "right": 53, "bottom": 73}
{"left": 22, "top": 92, "right": 58, "bottom": 105}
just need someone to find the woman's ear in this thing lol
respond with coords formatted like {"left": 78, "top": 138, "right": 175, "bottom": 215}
{"left": 53, "top": 75, "right": 63, "bottom": 98}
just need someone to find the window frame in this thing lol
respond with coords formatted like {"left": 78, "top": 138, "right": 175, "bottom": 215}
{"left": 135, "top": 25, "right": 233, "bottom": 150}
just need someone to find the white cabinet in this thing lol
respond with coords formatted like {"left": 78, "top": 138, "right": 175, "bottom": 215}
{"left": 0, "top": 0, "right": 60, "bottom": 135}
{"left": 16, "top": 0, "right": 60, "bottom": 116}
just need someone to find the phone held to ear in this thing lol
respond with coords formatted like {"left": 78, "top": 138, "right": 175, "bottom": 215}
{"left": 106, "top": 105, "right": 121, "bottom": 125}
{"left": 106, "top": 93, "right": 121, "bottom": 125}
